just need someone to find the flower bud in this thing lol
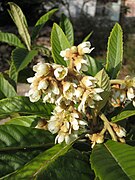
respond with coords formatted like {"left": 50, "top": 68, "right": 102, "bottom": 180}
{"left": 70, "top": 46, "right": 78, "bottom": 53}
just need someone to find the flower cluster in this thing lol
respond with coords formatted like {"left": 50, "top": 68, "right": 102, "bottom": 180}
{"left": 60, "top": 41, "right": 94, "bottom": 72}
{"left": 110, "top": 76, "right": 135, "bottom": 107}
{"left": 27, "top": 42, "right": 103, "bottom": 144}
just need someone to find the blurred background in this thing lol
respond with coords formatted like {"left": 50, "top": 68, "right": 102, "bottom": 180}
{"left": 0, "top": 0, "right": 135, "bottom": 78}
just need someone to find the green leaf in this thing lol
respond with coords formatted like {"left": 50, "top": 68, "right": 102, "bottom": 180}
{"left": 91, "top": 140, "right": 135, "bottom": 180}
{"left": 106, "top": 23, "right": 123, "bottom": 79}
{"left": 51, "top": 23, "right": 71, "bottom": 66}
{"left": 0, "top": 73, "right": 17, "bottom": 98}
{"left": 0, "top": 96, "right": 54, "bottom": 117}
{"left": 9, "top": 62, "right": 18, "bottom": 83}
{"left": 111, "top": 103, "right": 135, "bottom": 122}
{"left": 32, "top": 8, "right": 58, "bottom": 41}
{"left": 83, "top": 31, "right": 93, "bottom": 42}
{"left": 2, "top": 143, "right": 72, "bottom": 179}
{"left": 37, "top": 149, "right": 93, "bottom": 180}
{"left": 0, "top": 124, "right": 54, "bottom": 178}
{"left": 0, "top": 32, "right": 25, "bottom": 48}
{"left": 85, "top": 55, "right": 103, "bottom": 76}
{"left": 12, "top": 48, "right": 38, "bottom": 72}
{"left": 33, "top": 45, "right": 51, "bottom": 57}
{"left": 8, "top": 2, "right": 31, "bottom": 50}
{"left": 5, "top": 115, "right": 39, "bottom": 127}
{"left": 95, "top": 69, "right": 111, "bottom": 112}
{"left": 0, "top": 124, "right": 54, "bottom": 149}
{"left": 60, "top": 14, "right": 74, "bottom": 46}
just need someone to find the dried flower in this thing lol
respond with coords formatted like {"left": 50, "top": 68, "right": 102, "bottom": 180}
{"left": 86, "top": 133, "right": 104, "bottom": 148}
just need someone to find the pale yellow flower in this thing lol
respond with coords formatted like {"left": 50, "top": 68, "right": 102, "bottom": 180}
{"left": 63, "top": 82, "right": 77, "bottom": 101}
{"left": 28, "top": 89, "right": 41, "bottom": 102}
{"left": 47, "top": 107, "right": 87, "bottom": 144}
{"left": 60, "top": 48, "right": 71, "bottom": 61}
{"left": 81, "top": 76, "right": 97, "bottom": 88}
{"left": 74, "top": 56, "right": 89, "bottom": 72}
{"left": 77, "top": 41, "right": 94, "bottom": 56}
{"left": 33, "top": 62, "right": 50, "bottom": 77}
{"left": 112, "top": 124, "right": 126, "bottom": 138}
{"left": 54, "top": 66, "right": 68, "bottom": 81}
{"left": 120, "top": 76, "right": 135, "bottom": 107}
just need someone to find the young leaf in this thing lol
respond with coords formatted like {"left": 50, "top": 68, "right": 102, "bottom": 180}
{"left": 51, "top": 23, "right": 71, "bottom": 66}
{"left": 12, "top": 48, "right": 38, "bottom": 72}
{"left": 91, "top": 140, "right": 135, "bottom": 179}
{"left": 95, "top": 69, "right": 111, "bottom": 112}
{"left": 2, "top": 143, "right": 73, "bottom": 179}
{"left": 60, "top": 14, "right": 74, "bottom": 46}
{"left": 0, "top": 73, "right": 17, "bottom": 98}
{"left": 0, "top": 32, "right": 25, "bottom": 48}
{"left": 32, "top": 8, "right": 58, "bottom": 41}
{"left": 106, "top": 23, "right": 123, "bottom": 79}
{"left": 6, "top": 115, "right": 39, "bottom": 127}
{"left": 111, "top": 103, "right": 135, "bottom": 122}
{"left": 0, "top": 96, "right": 54, "bottom": 117}
{"left": 8, "top": 2, "right": 31, "bottom": 50}
{"left": 0, "top": 124, "right": 54, "bottom": 178}
{"left": 85, "top": 55, "right": 103, "bottom": 76}
{"left": 83, "top": 31, "right": 93, "bottom": 42}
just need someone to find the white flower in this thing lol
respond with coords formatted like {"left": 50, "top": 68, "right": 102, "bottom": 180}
{"left": 60, "top": 48, "right": 70, "bottom": 61}
{"left": 133, "top": 99, "right": 135, "bottom": 107}
{"left": 74, "top": 56, "right": 89, "bottom": 72}
{"left": 55, "top": 131, "right": 78, "bottom": 144}
{"left": 77, "top": 41, "right": 94, "bottom": 56}
{"left": 127, "top": 87, "right": 135, "bottom": 101}
{"left": 112, "top": 124, "right": 126, "bottom": 138}
{"left": 54, "top": 66, "right": 68, "bottom": 81}
{"left": 116, "top": 128, "right": 126, "bottom": 138}
{"left": 47, "top": 107, "right": 87, "bottom": 144}
{"left": 38, "top": 79, "right": 49, "bottom": 90}
{"left": 63, "top": 82, "right": 77, "bottom": 101}
{"left": 78, "top": 88, "right": 103, "bottom": 113}
{"left": 81, "top": 76, "right": 97, "bottom": 88}
{"left": 75, "top": 87, "right": 84, "bottom": 100}
{"left": 33, "top": 62, "right": 50, "bottom": 77}
{"left": 28, "top": 89, "right": 41, "bottom": 102}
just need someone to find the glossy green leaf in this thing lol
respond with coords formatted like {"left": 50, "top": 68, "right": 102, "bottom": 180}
{"left": 95, "top": 69, "right": 111, "bottom": 112}
{"left": 8, "top": 2, "right": 31, "bottom": 50}
{"left": 12, "top": 48, "right": 38, "bottom": 72}
{"left": 37, "top": 149, "right": 93, "bottom": 180}
{"left": 85, "top": 55, "right": 103, "bottom": 76}
{"left": 51, "top": 23, "right": 71, "bottom": 66}
{"left": 111, "top": 103, "right": 135, "bottom": 122}
{"left": 91, "top": 140, "right": 135, "bottom": 180}
{"left": 2, "top": 143, "right": 72, "bottom": 179}
{"left": 60, "top": 14, "right": 74, "bottom": 46}
{"left": 0, "top": 32, "right": 25, "bottom": 48}
{"left": 5, "top": 115, "right": 39, "bottom": 127}
{"left": 0, "top": 73, "right": 17, "bottom": 98}
{"left": 32, "top": 8, "right": 58, "bottom": 40}
{"left": 106, "top": 23, "right": 123, "bottom": 79}
{"left": 83, "top": 31, "right": 93, "bottom": 42}
{"left": 0, "top": 124, "right": 54, "bottom": 178}
{"left": 0, "top": 96, "right": 54, "bottom": 117}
